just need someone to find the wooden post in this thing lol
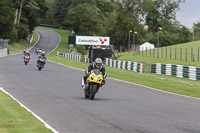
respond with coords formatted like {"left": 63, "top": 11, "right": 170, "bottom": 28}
{"left": 198, "top": 47, "right": 199, "bottom": 62}
{"left": 153, "top": 48, "right": 155, "bottom": 58}
{"left": 191, "top": 48, "right": 192, "bottom": 61}
{"left": 150, "top": 48, "right": 151, "bottom": 57}
{"left": 142, "top": 47, "right": 143, "bottom": 56}
{"left": 175, "top": 48, "right": 176, "bottom": 60}
{"left": 146, "top": 47, "right": 147, "bottom": 57}
{"left": 136, "top": 46, "right": 138, "bottom": 56}
{"left": 161, "top": 48, "right": 163, "bottom": 58}
{"left": 139, "top": 46, "right": 140, "bottom": 56}
{"left": 170, "top": 47, "right": 172, "bottom": 60}
{"left": 180, "top": 48, "right": 182, "bottom": 61}
{"left": 186, "top": 48, "right": 187, "bottom": 61}
{"left": 157, "top": 48, "right": 159, "bottom": 58}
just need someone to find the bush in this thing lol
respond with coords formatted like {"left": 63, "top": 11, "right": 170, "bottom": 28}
{"left": 75, "top": 45, "right": 87, "bottom": 55}
{"left": 16, "top": 24, "right": 29, "bottom": 40}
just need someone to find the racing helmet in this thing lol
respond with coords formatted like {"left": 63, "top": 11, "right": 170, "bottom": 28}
{"left": 41, "top": 51, "right": 45, "bottom": 56}
{"left": 95, "top": 58, "right": 102, "bottom": 68}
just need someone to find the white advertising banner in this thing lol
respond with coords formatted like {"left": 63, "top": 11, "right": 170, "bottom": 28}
{"left": 76, "top": 36, "right": 110, "bottom": 46}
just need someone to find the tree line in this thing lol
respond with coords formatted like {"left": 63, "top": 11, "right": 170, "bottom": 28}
{"left": 0, "top": 0, "right": 47, "bottom": 43}
{"left": 1, "top": 0, "right": 200, "bottom": 50}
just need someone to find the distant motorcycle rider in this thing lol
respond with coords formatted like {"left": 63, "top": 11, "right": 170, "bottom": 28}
{"left": 38, "top": 48, "right": 42, "bottom": 55}
{"left": 37, "top": 51, "right": 47, "bottom": 64}
{"left": 23, "top": 48, "right": 26, "bottom": 54}
{"left": 23, "top": 51, "right": 30, "bottom": 59}
{"left": 82, "top": 58, "right": 107, "bottom": 89}
{"left": 36, "top": 48, "right": 39, "bottom": 55}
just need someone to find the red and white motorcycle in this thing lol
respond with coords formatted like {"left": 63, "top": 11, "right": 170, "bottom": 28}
{"left": 24, "top": 55, "right": 30, "bottom": 65}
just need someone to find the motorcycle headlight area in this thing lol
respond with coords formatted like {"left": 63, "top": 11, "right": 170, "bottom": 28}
{"left": 95, "top": 77, "right": 101, "bottom": 82}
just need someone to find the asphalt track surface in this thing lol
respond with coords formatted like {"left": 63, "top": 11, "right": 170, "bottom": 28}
{"left": 0, "top": 28, "right": 200, "bottom": 133}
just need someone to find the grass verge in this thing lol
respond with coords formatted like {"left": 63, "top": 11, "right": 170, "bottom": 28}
{"left": 39, "top": 26, "right": 200, "bottom": 98}
{"left": 0, "top": 91, "right": 52, "bottom": 132}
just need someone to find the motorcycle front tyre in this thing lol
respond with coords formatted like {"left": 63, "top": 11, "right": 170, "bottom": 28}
{"left": 89, "top": 85, "right": 98, "bottom": 100}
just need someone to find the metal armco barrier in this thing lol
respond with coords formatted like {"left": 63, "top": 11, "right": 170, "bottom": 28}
{"left": 0, "top": 38, "right": 9, "bottom": 58}
{"left": 105, "top": 58, "right": 145, "bottom": 73}
{"left": 0, "top": 38, "right": 9, "bottom": 49}
{"left": 57, "top": 51, "right": 81, "bottom": 62}
{"left": 151, "top": 63, "right": 200, "bottom": 80}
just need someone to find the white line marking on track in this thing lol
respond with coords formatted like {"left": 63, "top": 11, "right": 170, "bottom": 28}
{"left": 0, "top": 87, "right": 59, "bottom": 133}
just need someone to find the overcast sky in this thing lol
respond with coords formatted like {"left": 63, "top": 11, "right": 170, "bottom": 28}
{"left": 176, "top": 0, "right": 200, "bottom": 29}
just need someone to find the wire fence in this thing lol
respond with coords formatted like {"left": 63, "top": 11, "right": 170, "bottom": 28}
{"left": 133, "top": 46, "right": 200, "bottom": 62}
{"left": 0, "top": 38, "right": 9, "bottom": 49}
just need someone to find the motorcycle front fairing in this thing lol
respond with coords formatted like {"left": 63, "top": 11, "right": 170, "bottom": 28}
{"left": 87, "top": 69, "right": 103, "bottom": 84}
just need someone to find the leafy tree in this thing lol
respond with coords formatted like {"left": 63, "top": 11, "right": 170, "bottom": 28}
{"left": 54, "top": 0, "right": 96, "bottom": 25}
{"left": 145, "top": 0, "right": 185, "bottom": 32}
{"left": 0, "top": 0, "right": 15, "bottom": 40}
{"left": 64, "top": 4, "right": 104, "bottom": 36}
{"left": 13, "top": 0, "right": 47, "bottom": 32}
{"left": 54, "top": 0, "right": 72, "bottom": 25}
{"left": 42, "top": 0, "right": 56, "bottom": 25}
{"left": 108, "top": 0, "right": 146, "bottom": 51}
{"left": 16, "top": 24, "right": 29, "bottom": 40}
{"left": 42, "top": 0, "right": 192, "bottom": 50}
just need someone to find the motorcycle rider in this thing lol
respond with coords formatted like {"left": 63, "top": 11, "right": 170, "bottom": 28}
{"left": 37, "top": 51, "right": 47, "bottom": 64}
{"left": 23, "top": 51, "right": 30, "bottom": 59}
{"left": 38, "top": 48, "right": 42, "bottom": 55}
{"left": 82, "top": 58, "right": 107, "bottom": 89}
{"left": 23, "top": 48, "right": 26, "bottom": 54}
{"left": 36, "top": 48, "right": 39, "bottom": 55}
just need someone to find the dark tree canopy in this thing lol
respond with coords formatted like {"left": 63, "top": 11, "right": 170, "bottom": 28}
{"left": 1, "top": 0, "right": 195, "bottom": 47}
{"left": 0, "top": 0, "right": 15, "bottom": 40}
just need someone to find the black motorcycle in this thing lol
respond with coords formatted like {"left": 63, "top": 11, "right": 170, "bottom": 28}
{"left": 37, "top": 57, "right": 46, "bottom": 70}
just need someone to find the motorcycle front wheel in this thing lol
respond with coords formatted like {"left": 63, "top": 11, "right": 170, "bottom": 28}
{"left": 37, "top": 64, "right": 41, "bottom": 70}
{"left": 89, "top": 85, "right": 98, "bottom": 100}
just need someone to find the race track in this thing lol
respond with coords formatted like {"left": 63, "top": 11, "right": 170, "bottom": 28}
{"left": 0, "top": 28, "right": 200, "bottom": 133}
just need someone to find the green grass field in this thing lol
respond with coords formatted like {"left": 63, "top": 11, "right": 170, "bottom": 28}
{"left": 39, "top": 26, "right": 200, "bottom": 98}
{"left": 116, "top": 40, "right": 200, "bottom": 68}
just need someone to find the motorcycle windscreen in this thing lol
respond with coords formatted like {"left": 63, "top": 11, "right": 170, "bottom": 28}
{"left": 93, "top": 69, "right": 100, "bottom": 75}
{"left": 39, "top": 56, "right": 46, "bottom": 62}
